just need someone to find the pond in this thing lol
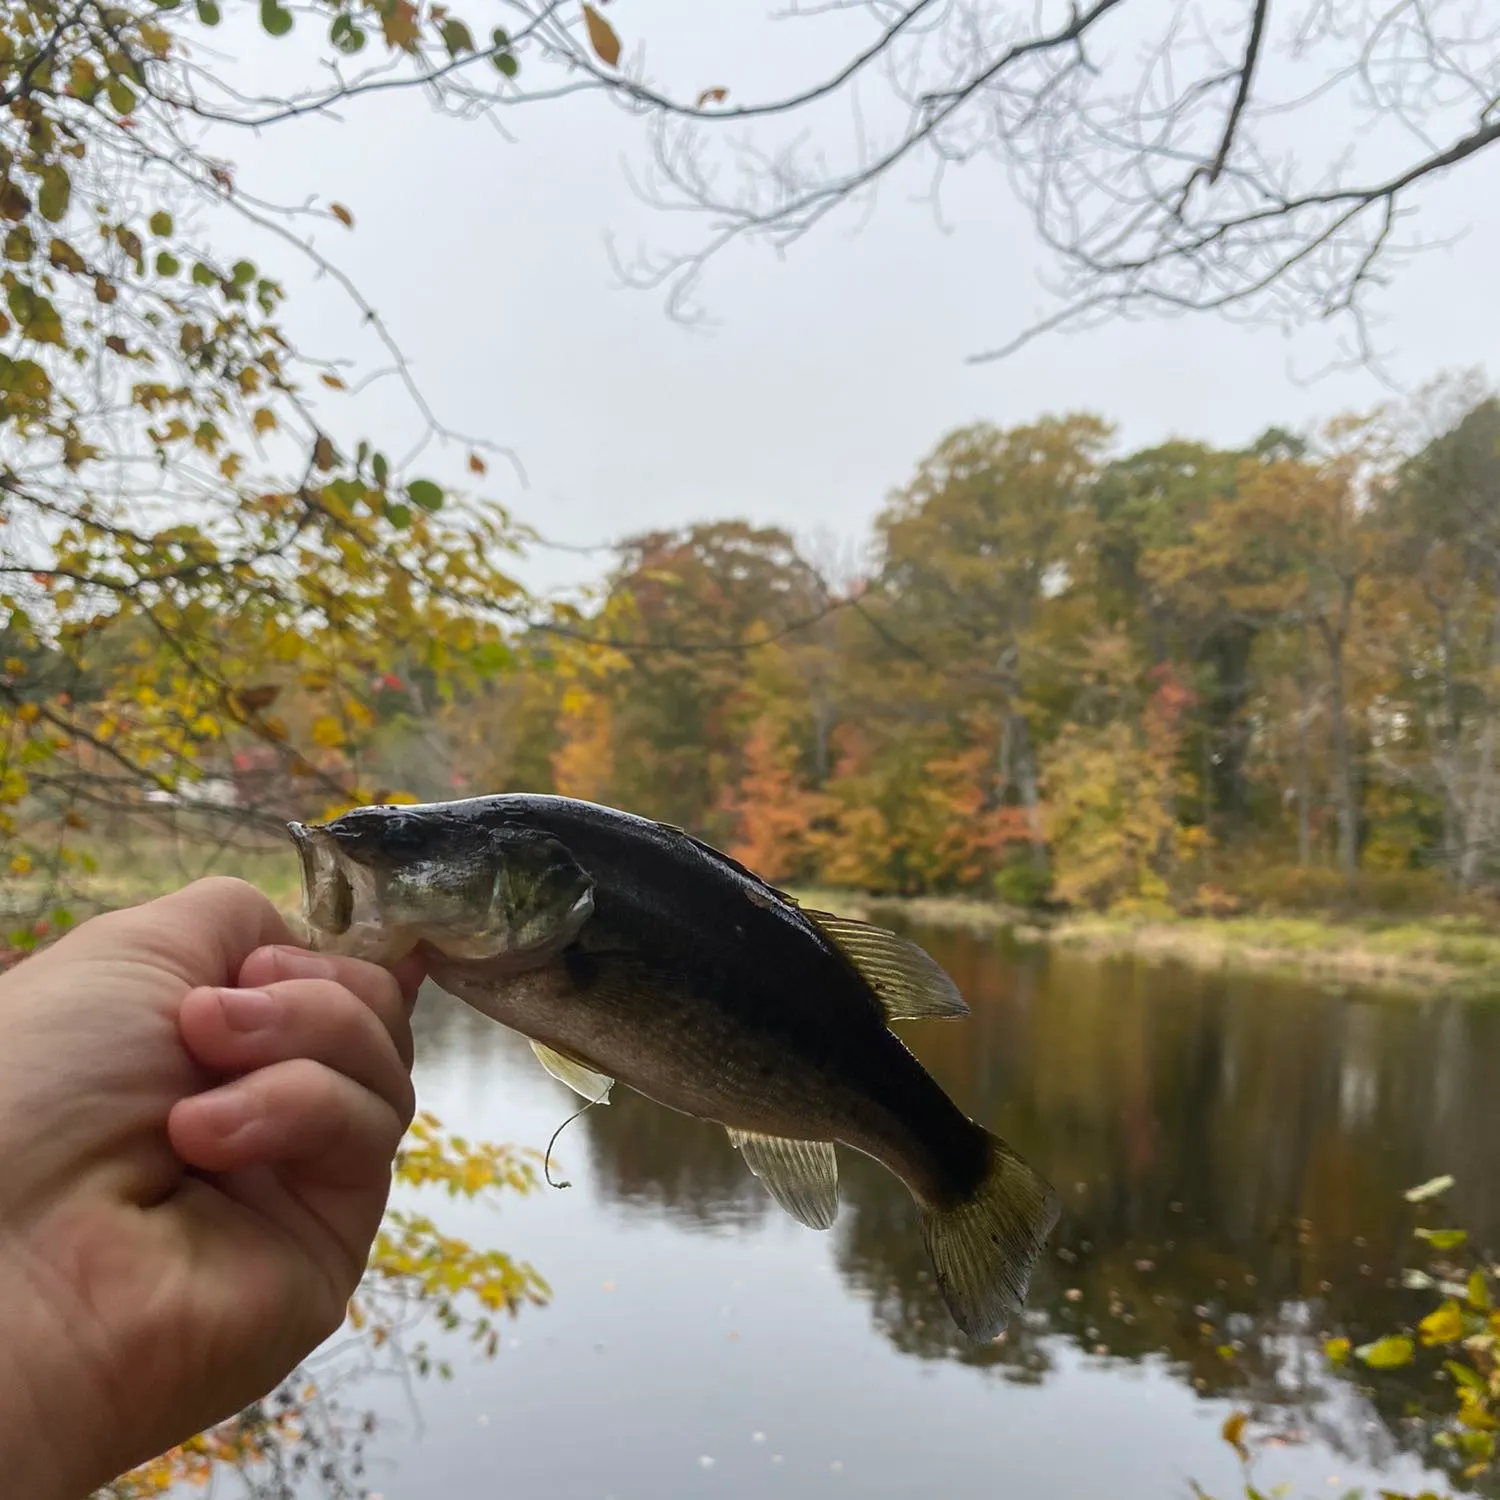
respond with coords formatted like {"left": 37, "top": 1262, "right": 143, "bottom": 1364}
{"left": 348, "top": 929, "right": 1500, "bottom": 1499}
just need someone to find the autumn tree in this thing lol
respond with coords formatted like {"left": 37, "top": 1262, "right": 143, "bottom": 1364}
{"left": 865, "top": 414, "right": 1112, "bottom": 872}
{"left": 1380, "top": 394, "right": 1500, "bottom": 887}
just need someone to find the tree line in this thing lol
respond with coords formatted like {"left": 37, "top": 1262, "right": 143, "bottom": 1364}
{"left": 262, "top": 376, "right": 1497, "bottom": 916}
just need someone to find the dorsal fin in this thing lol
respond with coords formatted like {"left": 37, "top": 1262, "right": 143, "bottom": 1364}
{"left": 802, "top": 910, "right": 969, "bottom": 1021}
{"left": 727, "top": 1129, "right": 839, "bottom": 1229}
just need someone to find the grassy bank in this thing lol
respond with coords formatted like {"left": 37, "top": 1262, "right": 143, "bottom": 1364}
{"left": 11, "top": 836, "right": 1499, "bottom": 997}
{"left": 788, "top": 887, "right": 1500, "bottom": 997}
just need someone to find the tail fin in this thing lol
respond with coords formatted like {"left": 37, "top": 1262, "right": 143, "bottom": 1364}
{"left": 920, "top": 1133, "right": 1059, "bottom": 1343}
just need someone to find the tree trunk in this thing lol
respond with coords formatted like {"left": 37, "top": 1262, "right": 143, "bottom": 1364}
{"left": 1458, "top": 595, "right": 1500, "bottom": 890}
{"left": 1000, "top": 705, "right": 1049, "bottom": 871}
{"left": 1319, "top": 615, "right": 1358, "bottom": 885}
{"left": 1295, "top": 669, "right": 1314, "bottom": 867}
{"left": 1435, "top": 606, "right": 1462, "bottom": 879}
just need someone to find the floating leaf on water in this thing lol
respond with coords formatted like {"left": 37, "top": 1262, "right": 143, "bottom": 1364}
{"left": 1325, "top": 1336, "right": 1352, "bottom": 1365}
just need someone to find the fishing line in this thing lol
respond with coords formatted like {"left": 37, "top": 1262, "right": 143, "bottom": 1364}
{"left": 543, "top": 1094, "right": 602, "bottom": 1189}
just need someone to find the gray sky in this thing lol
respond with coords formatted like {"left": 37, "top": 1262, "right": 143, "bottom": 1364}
{"left": 211, "top": 0, "right": 1500, "bottom": 596}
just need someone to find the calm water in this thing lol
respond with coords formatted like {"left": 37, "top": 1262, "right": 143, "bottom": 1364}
{"left": 330, "top": 931, "right": 1500, "bottom": 1499}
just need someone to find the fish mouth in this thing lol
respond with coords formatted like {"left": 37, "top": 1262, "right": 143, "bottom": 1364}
{"left": 287, "top": 820, "right": 354, "bottom": 937}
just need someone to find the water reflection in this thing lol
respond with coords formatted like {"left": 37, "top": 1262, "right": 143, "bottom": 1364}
{"left": 552, "top": 929, "right": 1500, "bottom": 1490}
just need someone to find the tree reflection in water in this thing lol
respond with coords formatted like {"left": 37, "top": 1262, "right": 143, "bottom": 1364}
{"left": 570, "top": 927, "right": 1500, "bottom": 1493}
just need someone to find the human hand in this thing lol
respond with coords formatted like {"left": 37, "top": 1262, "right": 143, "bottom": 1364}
{"left": 0, "top": 877, "right": 424, "bottom": 1498}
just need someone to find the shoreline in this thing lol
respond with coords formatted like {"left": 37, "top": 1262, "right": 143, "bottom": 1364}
{"left": 786, "top": 888, "right": 1500, "bottom": 998}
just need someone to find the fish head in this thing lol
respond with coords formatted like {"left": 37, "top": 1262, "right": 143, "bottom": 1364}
{"left": 287, "top": 803, "right": 595, "bottom": 967}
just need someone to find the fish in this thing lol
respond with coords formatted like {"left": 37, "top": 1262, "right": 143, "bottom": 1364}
{"left": 287, "top": 793, "right": 1059, "bottom": 1341}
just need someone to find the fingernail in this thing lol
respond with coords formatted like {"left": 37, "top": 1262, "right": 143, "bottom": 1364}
{"left": 217, "top": 986, "right": 276, "bottom": 1032}
{"left": 196, "top": 1089, "right": 253, "bottom": 1138}
{"left": 268, "top": 946, "right": 336, "bottom": 981}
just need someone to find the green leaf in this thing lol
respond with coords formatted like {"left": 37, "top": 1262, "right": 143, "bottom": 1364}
{"left": 195, "top": 0, "right": 220, "bottom": 21}
{"left": 106, "top": 76, "right": 137, "bottom": 114}
{"left": 330, "top": 14, "right": 366, "bottom": 53}
{"left": 259, "top": 0, "right": 293, "bottom": 36}
{"left": 1468, "top": 1268, "right": 1491, "bottom": 1312}
{"left": 407, "top": 479, "right": 444, "bottom": 512}
{"left": 372, "top": 452, "right": 389, "bottom": 486}
{"left": 440, "top": 17, "right": 475, "bottom": 55}
{"left": 155, "top": 251, "right": 180, "bottom": 277}
{"left": 1447, "top": 1360, "right": 1486, "bottom": 1390}
{"left": 149, "top": 210, "right": 173, "bottom": 236}
{"left": 7, "top": 285, "right": 64, "bottom": 345}
{"left": 191, "top": 261, "right": 217, "bottom": 287}
{"left": 1415, "top": 1228, "right": 1467, "bottom": 1250}
{"left": 37, "top": 167, "right": 71, "bottom": 224}
{"left": 231, "top": 259, "right": 256, "bottom": 285}
{"left": 1404, "top": 1175, "right": 1455, "bottom": 1204}
{"left": 491, "top": 28, "right": 519, "bottom": 75}
{"left": 1354, "top": 1335, "right": 1414, "bottom": 1369}
{"left": 4, "top": 226, "right": 34, "bottom": 262}
{"left": 386, "top": 502, "right": 413, "bottom": 530}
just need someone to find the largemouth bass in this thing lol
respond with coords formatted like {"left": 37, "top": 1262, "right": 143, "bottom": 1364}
{"left": 287, "top": 793, "right": 1058, "bottom": 1341}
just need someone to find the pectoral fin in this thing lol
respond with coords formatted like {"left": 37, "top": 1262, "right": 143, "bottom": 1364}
{"left": 803, "top": 910, "right": 969, "bottom": 1021}
{"left": 727, "top": 1129, "right": 838, "bottom": 1230}
{"left": 531, "top": 1041, "right": 613, "bottom": 1104}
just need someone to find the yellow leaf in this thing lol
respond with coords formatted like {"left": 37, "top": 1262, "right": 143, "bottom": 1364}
{"left": 252, "top": 408, "right": 277, "bottom": 435}
{"left": 330, "top": 202, "right": 354, "bottom": 228}
{"left": 320, "top": 372, "right": 346, "bottom": 390}
{"left": 582, "top": 2, "right": 620, "bottom": 66}
{"left": 311, "top": 715, "right": 345, "bottom": 749}
{"left": 468, "top": 452, "right": 487, "bottom": 476}
{"left": 1419, "top": 1300, "right": 1464, "bottom": 1346}
{"left": 696, "top": 86, "right": 728, "bottom": 107}
{"left": 9, "top": 853, "right": 33, "bottom": 876}
{"left": 1356, "top": 1335, "right": 1415, "bottom": 1368}
{"left": 1325, "top": 1336, "right": 1351, "bottom": 1366}
{"left": 313, "top": 434, "right": 336, "bottom": 470}
{"left": 1221, "top": 1411, "right": 1248, "bottom": 1456}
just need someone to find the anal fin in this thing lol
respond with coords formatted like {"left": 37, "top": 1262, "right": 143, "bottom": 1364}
{"left": 727, "top": 1129, "right": 838, "bottom": 1230}
{"left": 531, "top": 1041, "right": 613, "bottom": 1104}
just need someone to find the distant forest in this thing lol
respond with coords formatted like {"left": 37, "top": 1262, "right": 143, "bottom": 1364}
{"left": 19, "top": 382, "right": 1500, "bottom": 918}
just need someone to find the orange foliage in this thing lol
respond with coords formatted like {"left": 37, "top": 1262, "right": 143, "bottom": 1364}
{"left": 718, "top": 715, "right": 830, "bottom": 883}
{"left": 550, "top": 686, "right": 614, "bottom": 804}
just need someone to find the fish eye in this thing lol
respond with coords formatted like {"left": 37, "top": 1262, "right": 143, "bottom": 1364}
{"left": 378, "top": 814, "right": 428, "bottom": 853}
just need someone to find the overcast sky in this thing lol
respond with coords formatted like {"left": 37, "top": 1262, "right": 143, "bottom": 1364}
{"left": 206, "top": 0, "right": 1500, "bottom": 596}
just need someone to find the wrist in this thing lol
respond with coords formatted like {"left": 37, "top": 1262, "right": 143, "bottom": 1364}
{"left": 0, "top": 1250, "right": 103, "bottom": 1500}
{"left": 0, "top": 1315, "right": 71, "bottom": 1500}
